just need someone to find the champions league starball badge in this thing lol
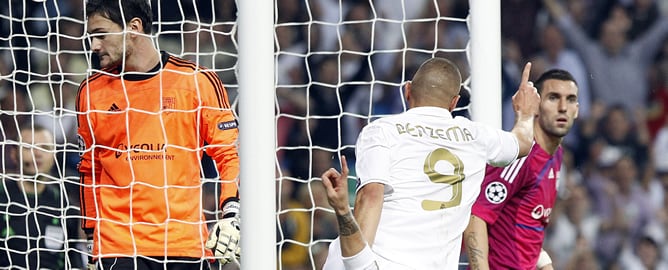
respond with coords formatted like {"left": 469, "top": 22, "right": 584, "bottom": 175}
{"left": 485, "top": 181, "right": 507, "bottom": 204}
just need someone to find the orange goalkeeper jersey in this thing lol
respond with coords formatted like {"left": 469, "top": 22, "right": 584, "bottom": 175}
{"left": 76, "top": 52, "right": 239, "bottom": 258}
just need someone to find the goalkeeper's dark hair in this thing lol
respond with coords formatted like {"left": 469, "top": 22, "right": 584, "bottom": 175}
{"left": 534, "top": 69, "right": 577, "bottom": 94}
{"left": 86, "top": 0, "right": 153, "bottom": 34}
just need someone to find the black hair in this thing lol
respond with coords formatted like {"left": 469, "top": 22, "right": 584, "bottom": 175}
{"left": 86, "top": 0, "right": 153, "bottom": 34}
{"left": 534, "top": 69, "right": 577, "bottom": 94}
{"left": 19, "top": 124, "right": 48, "bottom": 134}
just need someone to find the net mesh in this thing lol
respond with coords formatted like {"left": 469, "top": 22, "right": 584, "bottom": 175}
{"left": 0, "top": 0, "right": 471, "bottom": 269}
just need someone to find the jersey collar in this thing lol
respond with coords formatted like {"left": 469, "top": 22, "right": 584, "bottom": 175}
{"left": 120, "top": 51, "right": 169, "bottom": 81}
{"left": 406, "top": 106, "right": 453, "bottom": 119}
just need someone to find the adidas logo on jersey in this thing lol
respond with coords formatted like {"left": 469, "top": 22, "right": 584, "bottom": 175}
{"left": 108, "top": 103, "right": 121, "bottom": 112}
{"left": 548, "top": 168, "right": 555, "bottom": 179}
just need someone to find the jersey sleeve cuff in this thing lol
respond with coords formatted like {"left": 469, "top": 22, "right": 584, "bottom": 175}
{"left": 356, "top": 179, "right": 393, "bottom": 195}
{"left": 342, "top": 244, "right": 377, "bottom": 270}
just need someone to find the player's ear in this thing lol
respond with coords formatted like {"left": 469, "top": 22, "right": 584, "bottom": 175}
{"left": 128, "top": 17, "right": 143, "bottom": 34}
{"left": 448, "top": 95, "right": 460, "bottom": 112}
{"left": 8, "top": 145, "right": 18, "bottom": 165}
{"left": 404, "top": 81, "right": 412, "bottom": 102}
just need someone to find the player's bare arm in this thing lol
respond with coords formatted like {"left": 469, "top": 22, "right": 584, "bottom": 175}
{"left": 321, "top": 156, "right": 352, "bottom": 216}
{"left": 321, "top": 156, "right": 365, "bottom": 257}
{"left": 464, "top": 215, "right": 490, "bottom": 270}
{"left": 511, "top": 62, "right": 540, "bottom": 157}
{"left": 353, "top": 182, "right": 384, "bottom": 246}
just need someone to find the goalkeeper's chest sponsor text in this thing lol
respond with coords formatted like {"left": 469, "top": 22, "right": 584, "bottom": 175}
{"left": 114, "top": 142, "right": 175, "bottom": 161}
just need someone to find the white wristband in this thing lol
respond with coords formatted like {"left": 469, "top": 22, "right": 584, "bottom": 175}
{"left": 342, "top": 244, "right": 378, "bottom": 270}
{"left": 536, "top": 249, "right": 552, "bottom": 268}
{"left": 222, "top": 201, "right": 240, "bottom": 217}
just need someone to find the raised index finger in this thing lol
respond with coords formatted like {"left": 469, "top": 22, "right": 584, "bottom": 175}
{"left": 340, "top": 155, "right": 349, "bottom": 177}
{"left": 520, "top": 62, "right": 532, "bottom": 85}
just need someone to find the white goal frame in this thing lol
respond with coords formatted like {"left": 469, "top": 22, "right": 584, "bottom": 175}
{"left": 238, "top": 0, "right": 277, "bottom": 269}
{"left": 238, "top": 1, "right": 500, "bottom": 269}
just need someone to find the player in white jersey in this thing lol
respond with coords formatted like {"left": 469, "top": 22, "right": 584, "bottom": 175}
{"left": 321, "top": 57, "right": 540, "bottom": 269}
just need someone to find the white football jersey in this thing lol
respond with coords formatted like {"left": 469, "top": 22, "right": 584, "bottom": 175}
{"left": 325, "top": 106, "right": 519, "bottom": 270}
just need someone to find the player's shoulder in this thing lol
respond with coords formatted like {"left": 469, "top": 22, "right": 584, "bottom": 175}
{"left": 451, "top": 115, "right": 483, "bottom": 130}
{"left": 362, "top": 115, "right": 397, "bottom": 132}
{"left": 164, "top": 53, "right": 214, "bottom": 73}
{"left": 165, "top": 53, "right": 198, "bottom": 71}
{"left": 164, "top": 52, "right": 222, "bottom": 82}
{"left": 78, "top": 66, "right": 117, "bottom": 91}
{"left": 357, "top": 117, "right": 394, "bottom": 145}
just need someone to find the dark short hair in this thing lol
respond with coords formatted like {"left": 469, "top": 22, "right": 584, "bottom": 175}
{"left": 14, "top": 124, "right": 50, "bottom": 142}
{"left": 86, "top": 0, "right": 153, "bottom": 34}
{"left": 534, "top": 69, "right": 577, "bottom": 94}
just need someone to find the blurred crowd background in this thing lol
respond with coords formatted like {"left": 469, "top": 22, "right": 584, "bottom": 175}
{"left": 2, "top": 0, "right": 668, "bottom": 269}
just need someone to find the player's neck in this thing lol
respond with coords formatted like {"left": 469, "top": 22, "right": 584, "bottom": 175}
{"left": 123, "top": 42, "right": 160, "bottom": 73}
{"left": 20, "top": 180, "right": 46, "bottom": 195}
{"left": 412, "top": 102, "right": 451, "bottom": 111}
{"left": 534, "top": 127, "right": 562, "bottom": 155}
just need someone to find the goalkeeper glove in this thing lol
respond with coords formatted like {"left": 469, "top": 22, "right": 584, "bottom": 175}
{"left": 206, "top": 201, "right": 241, "bottom": 264}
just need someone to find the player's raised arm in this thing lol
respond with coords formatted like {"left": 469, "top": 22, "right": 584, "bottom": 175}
{"left": 321, "top": 156, "right": 378, "bottom": 270}
{"left": 542, "top": 0, "right": 567, "bottom": 19}
{"left": 321, "top": 156, "right": 363, "bottom": 257}
{"left": 510, "top": 62, "right": 540, "bottom": 157}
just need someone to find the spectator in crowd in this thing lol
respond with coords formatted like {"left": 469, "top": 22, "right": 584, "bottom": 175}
{"left": 562, "top": 237, "right": 601, "bottom": 270}
{"left": 308, "top": 56, "right": 347, "bottom": 178}
{"left": 619, "top": 223, "right": 668, "bottom": 270}
{"left": 596, "top": 153, "right": 655, "bottom": 268}
{"left": 533, "top": 22, "right": 591, "bottom": 120}
{"left": 542, "top": 0, "right": 668, "bottom": 112}
{"left": 278, "top": 179, "right": 311, "bottom": 269}
{"left": 624, "top": 0, "right": 661, "bottom": 40}
{"left": 501, "top": 0, "right": 543, "bottom": 57}
{"left": 575, "top": 103, "right": 651, "bottom": 178}
{"left": 0, "top": 124, "right": 84, "bottom": 269}
{"left": 546, "top": 185, "right": 601, "bottom": 270}
{"left": 647, "top": 42, "right": 668, "bottom": 139}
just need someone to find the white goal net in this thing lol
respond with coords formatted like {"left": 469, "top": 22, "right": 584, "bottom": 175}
{"left": 0, "top": 0, "right": 493, "bottom": 269}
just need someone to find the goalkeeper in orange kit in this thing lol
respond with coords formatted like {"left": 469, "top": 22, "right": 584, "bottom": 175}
{"left": 77, "top": 0, "right": 240, "bottom": 268}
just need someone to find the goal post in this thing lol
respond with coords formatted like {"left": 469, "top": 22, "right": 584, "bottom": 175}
{"left": 469, "top": 0, "right": 502, "bottom": 128}
{"left": 237, "top": 0, "right": 276, "bottom": 269}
